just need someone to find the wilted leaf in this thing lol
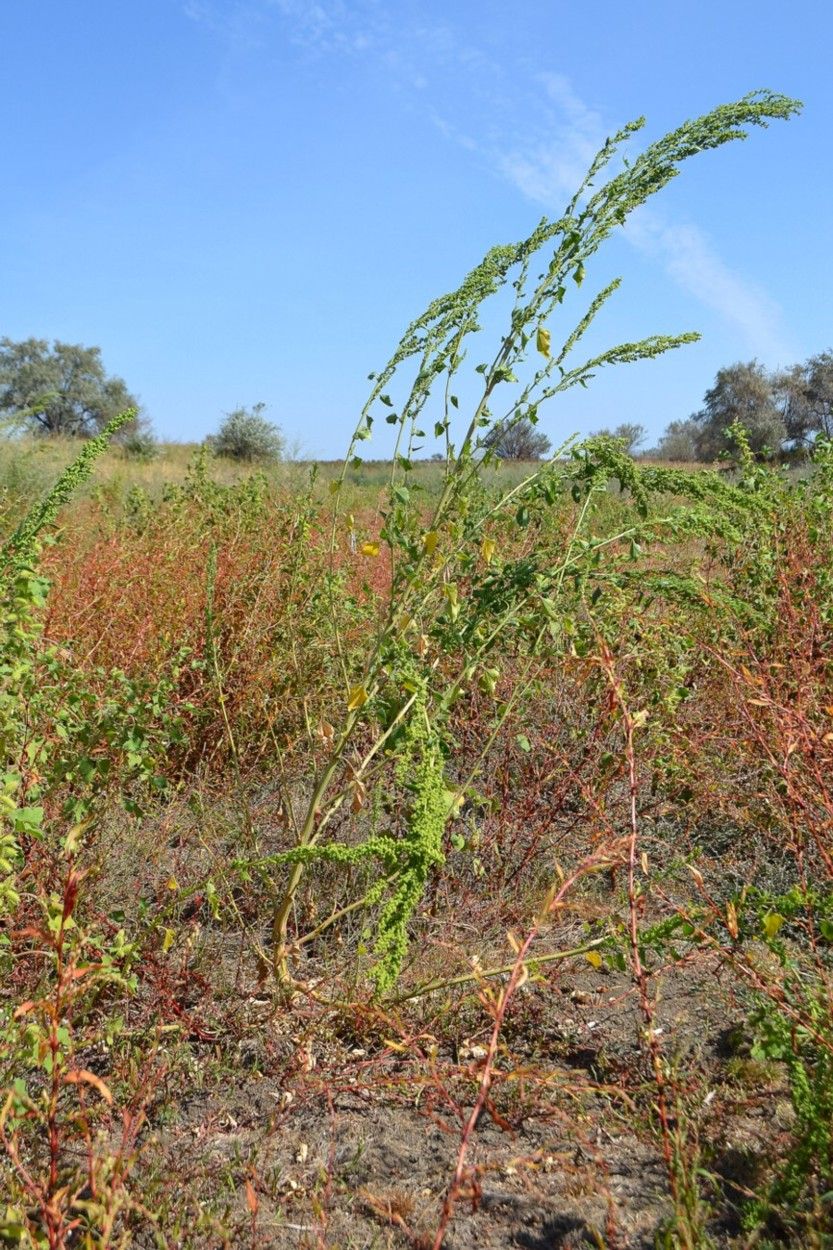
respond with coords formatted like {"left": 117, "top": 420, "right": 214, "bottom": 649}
{"left": 481, "top": 537, "right": 496, "bottom": 564}
{"left": 64, "top": 1069, "right": 113, "bottom": 1104}
{"left": 348, "top": 685, "right": 368, "bottom": 711}
{"left": 585, "top": 950, "right": 603, "bottom": 969}
{"left": 351, "top": 780, "right": 367, "bottom": 813}
{"left": 423, "top": 530, "right": 439, "bottom": 555}
{"left": 536, "top": 326, "right": 551, "bottom": 358}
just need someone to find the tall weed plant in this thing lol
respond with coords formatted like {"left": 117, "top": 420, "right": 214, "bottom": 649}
{"left": 233, "top": 90, "right": 803, "bottom": 989}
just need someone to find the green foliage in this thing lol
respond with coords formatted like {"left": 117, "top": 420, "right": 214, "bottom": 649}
{"left": 0, "top": 89, "right": 821, "bottom": 1249}
{"left": 212, "top": 402, "right": 284, "bottom": 462}
{"left": 0, "top": 409, "right": 180, "bottom": 947}
{"left": 0, "top": 338, "right": 142, "bottom": 439}
{"left": 734, "top": 889, "right": 833, "bottom": 1240}
{"left": 655, "top": 348, "right": 833, "bottom": 461}
{"left": 1, "top": 410, "right": 137, "bottom": 568}
{"left": 255, "top": 90, "right": 802, "bottom": 993}
{"left": 592, "top": 421, "right": 647, "bottom": 455}
{"left": 692, "top": 360, "right": 786, "bottom": 460}
{"left": 120, "top": 430, "right": 158, "bottom": 461}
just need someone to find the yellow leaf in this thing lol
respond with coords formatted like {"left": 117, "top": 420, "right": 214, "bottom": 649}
{"left": 536, "top": 325, "right": 551, "bottom": 359}
{"left": 162, "top": 927, "right": 175, "bottom": 953}
{"left": 360, "top": 541, "right": 380, "bottom": 557}
{"left": 347, "top": 685, "right": 368, "bottom": 711}
{"left": 63, "top": 819, "right": 92, "bottom": 857}
{"left": 481, "top": 537, "right": 496, "bottom": 564}
{"left": 763, "top": 912, "right": 784, "bottom": 940}
{"left": 423, "top": 530, "right": 439, "bottom": 555}
{"left": 726, "top": 900, "right": 739, "bottom": 940}
{"left": 585, "top": 950, "right": 603, "bottom": 969}
{"left": 166, "top": 876, "right": 179, "bottom": 892}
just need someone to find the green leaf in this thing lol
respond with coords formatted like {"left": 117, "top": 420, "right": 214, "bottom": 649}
{"left": 11, "top": 806, "right": 43, "bottom": 835}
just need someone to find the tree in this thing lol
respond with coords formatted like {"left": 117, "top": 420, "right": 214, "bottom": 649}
{"left": 774, "top": 350, "right": 833, "bottom": 447}
{"left": 0, "top": 338, "right": 141, "bottom": 438}
{"left": 593, "top": 421, "right": 647, "bottom": 455}
{"left": 654, "top": 417, "right": 699, "bottom": 461}
{"left": 691, "top": 360, "right": 785, "bottom": 460}
{"left": 481, "top": 416, "right": 551, "bottom": 460}
{"left": 213, "top": 403, "right": 284, "bottom": 461}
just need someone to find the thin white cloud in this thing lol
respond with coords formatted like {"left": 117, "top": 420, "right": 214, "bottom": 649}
{"left": 625, "top": 208, "right": 796, "bottom": 362}
{"left": 182, "top": 6, "right": 794, "bottom": 360}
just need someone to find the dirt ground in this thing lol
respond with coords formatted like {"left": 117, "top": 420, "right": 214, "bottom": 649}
{"left": 128, "top": 941, "right": 781, "bottom": 1249}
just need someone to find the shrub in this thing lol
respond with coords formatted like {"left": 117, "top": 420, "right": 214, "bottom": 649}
{"left": 121, "top": 431, "right": 158, "bottom": 461}
{"left": 212, "top": 403, "right": 284, "bottom": 462}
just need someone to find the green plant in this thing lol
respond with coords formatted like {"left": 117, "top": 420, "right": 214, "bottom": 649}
{"left": 212, "top": 403, "right": 284, "bottom": 462}
{"left": 0, "top": 413, "right": 137, "bottom": 934}
{"left": 0, "top": 861, "right": 144, "bottom": 1250}
{"left": 0, "top": 409, "right": 164, "bottom": 1247}
{"left": 0, "top": 338, "right": 140, "bottom": 440}
{"left": 237, "top": 91, "right": 802, "bottom": 990}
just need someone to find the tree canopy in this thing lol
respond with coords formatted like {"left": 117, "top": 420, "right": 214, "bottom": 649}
{"left": 0, "top": 338, "right": 141, "bottom": 438}
{"left": 481, "top": 416, "right": 552, "bottom": 460}
{"left": 653, "top": 351, "right": 833, "bottom": 461}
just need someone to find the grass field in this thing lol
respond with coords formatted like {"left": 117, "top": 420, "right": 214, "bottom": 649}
{"left": 1, "top": 429, "right": 832, "bottom": 1250}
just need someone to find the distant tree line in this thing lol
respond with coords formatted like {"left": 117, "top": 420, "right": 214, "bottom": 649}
{"left": 653, "top": 352, "right": 833, "bottom": 461}
{"left": 0, "top": 337, "right": 285, "bottom": 462}
{"left": 484, "top": 353, "right": 833, "bottom": 463}
{"left": 3, "top": 335, "right": 830, "bottom": 466}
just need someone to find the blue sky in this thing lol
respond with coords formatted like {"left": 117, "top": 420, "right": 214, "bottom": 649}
{"left": 2, "top": 1, "right": 830, "bottom": 457}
